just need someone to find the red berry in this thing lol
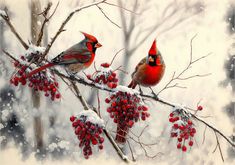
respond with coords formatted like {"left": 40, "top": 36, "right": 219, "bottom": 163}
{"left": 22, "top": 80, "right": 26, "bottom": 85}
{"left": 108, "top": 75, "right": 113, "bottom": 81}
{"left": 178, "top": 138, "right": 182, "bottom": 142}
{"left": 70, "top": 116, "right": 76, "bottom": 122}
{"left": 14, "top": 81, "right": 18, "bottom": 86}
{"left": 54, "top": 82, "right": 58, "bottom": 87}
{"left": 22, "top": 74, "right": 27, "bottom": 79}
{"left": 189, "top": 141, "right": 194, "bottom": 146}
{"left": 192, "top": 128, "right": 196, "bottom": 133}
{"left": 113, "top": 83, "right": 117, "bottom": 88}
{"left": 185, "top": 134, "right": 189, "bottom": 139}
{"left": 95, "top": 133, "right": 100, "bottom": 138}
{"left": 112, "top": 102, "right": 116, "bottom": 107}
{"left": 85, "top": 156, "right": 89, "bottom": 159}
{"left": 108, "top": 82, "right": 113, "bottom": 88}
{"left": 21, "top": 56, "right": 25, "bottom": 60}
{"left": 103, "top": 78, "right": 108, "bottom": 84}
{"left": 14, "top": 77, "right": 19, "bottom": 82}
{"left": 99, "top": 137, "right": 104, "bottom": 143}
{"left": 104, "top": 63, "right": 110, "bottom": 68}
{"left": 177, "top": 143, "right": 181, "bottom": 149}
{"left": 52, "top": 88, "right": 57, "bottom": 93}
{"left": 72, "top": 122, "right": 77, "bottom": 127}
{"left": 44, "top": 80, "right": 48, "bottom": 85}
{"left": 45, "top": 93, "right": 49, "bottom": 97}
{"left": 179, "top": 125, "right": 185, "bottom": 130}
{"left": 143, "top": 106, "right": 148, "bottom": 111}
{"left": 198, "top": 106, "right": 203, "bottom": 111}
{"left": 112, "top": 72, "right": 116, "bottom": 77}
{"left": 137, "top": 106, "right": 142, "bottom": 110}
{"left": 92, "top": 140, "right": 98, "bottom": 145}
{"left": 146, "top": 113, "right": 150, "bottom": 118}
{"left": 173, "top": 124, "right": 178, "bottom": 129}
{"left": 10, "top": 79, "right": 14, "bottom": 84}
{"left": 114, "top": 78, "right": 118, "bottom": 82}
{"left": 98, "top": 128, "right": 103, "bottom": 134}
{"left": 180, "top": 133, "right": 184, "bottom": 138}
{"left": 188, "top": 120, "right": 193, "bottom": 125}
{"left": 141, "top": 116, "right": 146, "bottom": 121}
{"left": 56, "top": 93, "right": 61, "bottom": 99}
{"left": 128, "top": 120, "right": 134, "bottom": 126}
{"left": 174, "top": 116, "right": 179, "bottom": 121}
{"left": 169, "top": 118, "right": 174, "bottom": 123}
{"left": 190, "top": 132, "right": 194, "bottom": 137}
{"left": 170, "top": 113, "right": 174, "bottom": 117}
{"left": 99, "top": 145, "right": 103, "bottom": 150}
{"left": 105, "top": 98, "right": 110, "bottom": 103}
{"left": 21, "top": 65, "right": 26, "bottom": 71}
{"left": 14, "top": 61, "right": 18, "bottom": 67}
{"left": 182, "top": 146, "right": 187, "bottom": 152}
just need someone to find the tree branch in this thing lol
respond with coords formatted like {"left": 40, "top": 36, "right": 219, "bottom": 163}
{"left": 39, "top": 0, "right": 107, "bottom": 63}
{"left": 57, "top": 75, "right": 129, "bottom": 163}
{"left": 0, "top": 9, "right": 28, "bottom": 49}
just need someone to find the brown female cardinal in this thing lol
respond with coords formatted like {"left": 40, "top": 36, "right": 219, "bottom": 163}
{"left": 26, "top": 32, "right": 102, "bottom": 78}
{"left": 115, "top": 39, "right": 165, "bottom": 144}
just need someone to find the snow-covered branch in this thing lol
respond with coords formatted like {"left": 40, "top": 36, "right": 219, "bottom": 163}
{"left": 52, "top": 69, "right": 235, "bottom": 149}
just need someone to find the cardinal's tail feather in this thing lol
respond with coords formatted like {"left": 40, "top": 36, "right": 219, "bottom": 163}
{"left": 128, "top": 80, "right": 137, "bottom": 89}
{"left": 26, "top": 63, "right": 56, "bottom": 78}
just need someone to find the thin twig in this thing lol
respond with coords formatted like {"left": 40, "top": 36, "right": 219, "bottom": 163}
{"left": 214, "top": 131, "right": 224, "bottom": 162}
{"left": 110, "top": 48, "right": 125, "bottom": 66}
{"left": 36, "top": 2, "right": 59, "bottom": 46}
{"left": 96, "top": 5, "right": 121, "bottom": 28}
{"left": 157, "top": 35, "right": 211, "bottom": 96}
{"left": 38, "top": 0, "right": 107, "bottom": 63}
{"left": 0, "top": 9, "right": 28, "bottom": 49}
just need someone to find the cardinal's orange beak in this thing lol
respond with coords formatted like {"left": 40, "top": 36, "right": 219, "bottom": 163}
{"left": 95, "top": 43, "right": 102, "bottom": 48}
{"left": 148, "top": 56, "right": 154, "bottom": 62}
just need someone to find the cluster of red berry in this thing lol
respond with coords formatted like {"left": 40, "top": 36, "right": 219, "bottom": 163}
{"left": 105, "top": 89, "right": 150, "bottom": 128}
{"left": 10, "top": 54, "right": 60, "bottom": 101}
{"left": 169, "top": 107, "right": 198, "bottom": 152}
{"left": 70, "top": 114, "right": 104, "bottom": 159}
{"left": 87, "top": 63, "right": 118, "bottom": 88}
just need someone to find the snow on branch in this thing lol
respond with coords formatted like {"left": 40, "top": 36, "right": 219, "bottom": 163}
{"left": 57, "top": 76, "right": 129, "bottom": 163}
{"left": 51, "top": 69, "right": 235, "bottom": 150}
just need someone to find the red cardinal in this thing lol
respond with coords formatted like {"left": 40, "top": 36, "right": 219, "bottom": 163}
{"left": 26, "top": 32, "right": 102, "bottom": 78}
{"left": 115, "top": 39, "right": 165, "bottom": 144}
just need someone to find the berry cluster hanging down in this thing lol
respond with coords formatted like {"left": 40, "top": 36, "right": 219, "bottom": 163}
{"left": 70, "top": 109, "right": 105, "bottom": 159}
{"left": 169, "top": 106, "right": 197, "bottom": 152}
{"left": 87, "top": 63, "right": 118, "bottom": 88}
{"left": 105, "top": 86, "right": 150, "bottom": 127}
{"left": 9, "top": 45, "right": 61, "bottom": 100}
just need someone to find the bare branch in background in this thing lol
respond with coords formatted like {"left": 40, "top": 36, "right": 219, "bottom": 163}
{"left": 0, "top": 9, "right": 28, "bottom": 49}
{"left": 36, "top": 2, "right": 59, "bottom": 46}
{"left": 117, "top": 0, "right": 204, "bottom": 84}
{"left": 157, "top": 35, "right": 211, "bottom": 96}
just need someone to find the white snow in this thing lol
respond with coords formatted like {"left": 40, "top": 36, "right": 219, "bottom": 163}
{"left": 0, "top": 123, "right": 4, "bottom": 130}
{"left": 58, "top": 140, "right": 70, "bottom": 150}
{"left": 77, "top": 109, "right": 105, "bottom": 128}
{"left": 25, "top": 44, "right": 45, "bottom": 57}
{"left": 0, "top": 10, "right": 7, "bottom": 17}
{"left": 48, "top": 143, "right": 57, "bottom": 152}
{"left": 115, "top": 85, "right": 139, "bottom": 95}
{"left": 1, "top": 109, "right": 9, "bottom": 121}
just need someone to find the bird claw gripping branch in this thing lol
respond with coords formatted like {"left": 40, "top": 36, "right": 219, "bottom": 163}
{"left": 105, "top": 86, "right": 150, "bottom": 144}
{"left": 87, "top": 62, "right": 118, "bottom": 89}
{"left": 70, "top": 109, "right": 105, "bottom": 159}
{"left": 169, "top": 106, "right": 197, "bottom": 152}
{"left": 10, "top": 49, "right": 61, "bottom": 101}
